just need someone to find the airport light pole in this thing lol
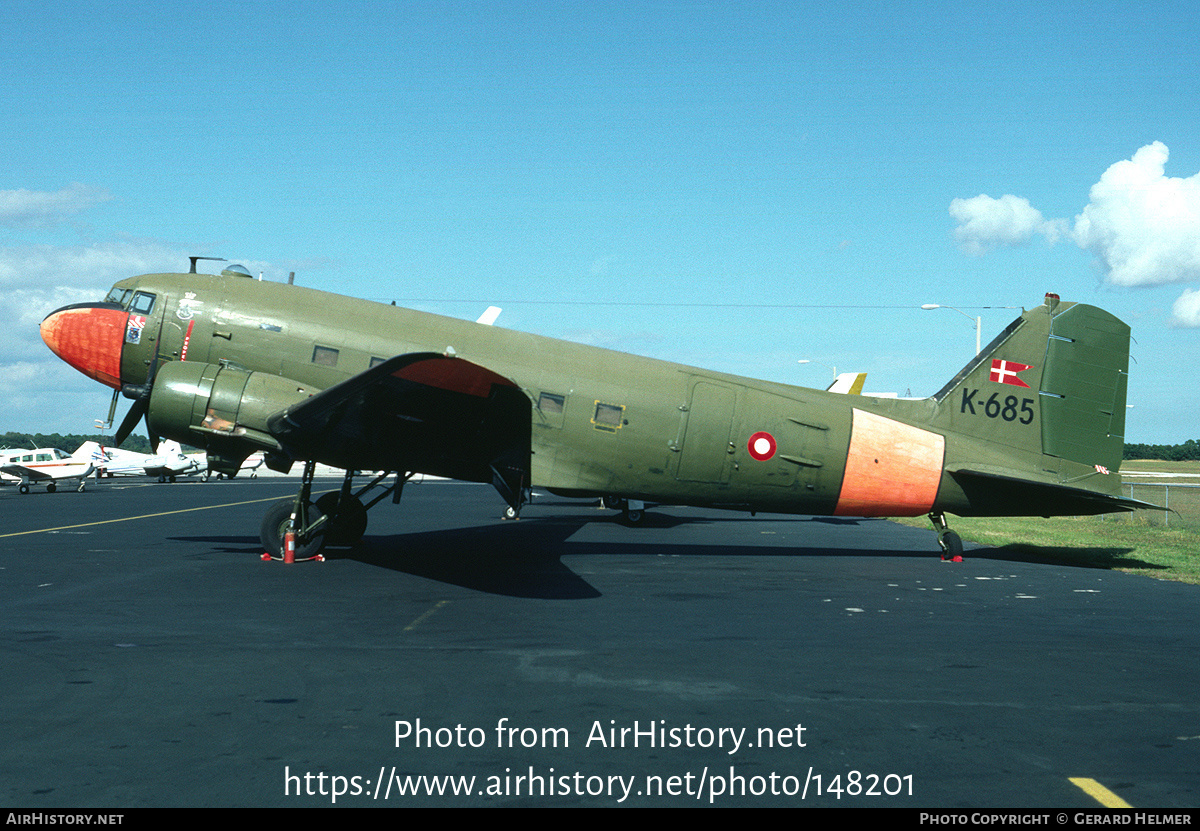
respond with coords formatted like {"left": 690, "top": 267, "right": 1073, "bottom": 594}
{"left": 797, "top": 359, "right": 837, "bottom": 382}
{"left": 921, "top": 304, "right": 981, "bottom": 356}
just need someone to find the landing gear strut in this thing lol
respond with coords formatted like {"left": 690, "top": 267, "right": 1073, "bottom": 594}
{"left": 601, "top": 496, "right": 647, "bottom": 525}
{"left": 260, "top": 461, "right": 327, "bottom": 561}
{"left": 929, "top": 511, "right": 963, "bottom": 562}
{"left": 260, "top": 467, "right": 413, "bottom": 562}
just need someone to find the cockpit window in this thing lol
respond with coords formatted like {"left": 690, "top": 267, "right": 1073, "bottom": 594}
{"left": 131, "top": 291, "right": 156, "bottom": 315}
{"left": 104, "top": 287, "right": 132, "bottom": 307}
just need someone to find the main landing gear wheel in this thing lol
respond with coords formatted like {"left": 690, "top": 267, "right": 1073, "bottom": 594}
{"left": 46, "top": 482, "right": 56, "bottom": 493}
{"left": 260, "top": 498, "right": 327, "bottom": 561}
{"left": 315, "top": 492, "right": 368, "bottom": 547}
{"left": 18, "top": 484, "right": 29, "bottom": 494}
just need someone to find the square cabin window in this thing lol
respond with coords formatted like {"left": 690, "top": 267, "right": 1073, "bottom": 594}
{"left": 538, "top": 393, "right": 565, "bottom": 414}
{"left": 593, "top": 402, "right": 625, "bottom": 431}
{"left": 312, "top": 345, "right": 339, "bottom": 367}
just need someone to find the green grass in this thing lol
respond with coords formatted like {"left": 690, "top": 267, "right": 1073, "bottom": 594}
{"left": 895, "top": 514, "right": 1200, "bottom": 584}
{"left": 1122, "top": 459, "right": 1200, "bottom": 475}
{"left": 893, "top": 460, "right": 1200, "bottom": 584}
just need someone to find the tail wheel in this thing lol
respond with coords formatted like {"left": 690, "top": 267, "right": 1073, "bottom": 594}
{"left": 260, "top": 498, "right": 326, "bottom": 560}
{"left": 939, "top": 530, "right": 964, "bottom": 561}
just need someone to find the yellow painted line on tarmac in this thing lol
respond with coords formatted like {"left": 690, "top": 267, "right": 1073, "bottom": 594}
{"left": 0, "top": 494, "right": 289, "bottom": 539}
{"left": 1069, "top": 777, "right": 1132, "bottom": 808}
{"left": 404, "top": 600, "right": 450, "bottom": 631}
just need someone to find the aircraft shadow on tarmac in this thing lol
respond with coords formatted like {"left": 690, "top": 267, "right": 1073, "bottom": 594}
{"left": 968, "top": 541, "right": 1150, "bottom": 572}
{"left": 172, "top": 509, "right": 1150, "bottom": 599}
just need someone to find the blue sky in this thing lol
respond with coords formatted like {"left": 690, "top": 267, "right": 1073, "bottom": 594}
{"left": 2, "top": 0, "right": 1198, "bottom": 444}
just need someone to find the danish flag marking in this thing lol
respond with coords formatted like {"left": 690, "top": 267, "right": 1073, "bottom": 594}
{"left": 990, "top": 359, "right": 1033, "bottom": 388}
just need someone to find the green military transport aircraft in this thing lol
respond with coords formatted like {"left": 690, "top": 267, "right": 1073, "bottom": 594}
{"left": 40, "top": 262, "right": 1152, "bottom": 561}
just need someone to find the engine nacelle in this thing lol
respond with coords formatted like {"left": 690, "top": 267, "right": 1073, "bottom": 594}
{"left": 146, "top": 361, "right": 315, "bottom": 474}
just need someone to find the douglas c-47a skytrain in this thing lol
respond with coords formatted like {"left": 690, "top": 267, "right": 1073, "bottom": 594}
{"left": 40, "top": 261, "right": 1152, "bottom": 561}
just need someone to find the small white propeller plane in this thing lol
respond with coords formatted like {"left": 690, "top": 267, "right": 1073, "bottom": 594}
{"left": 0, "top": 446, "right": 96, "bottom": 494}
{"left": 77, "top": 440, "right": 202, "bottom": 482}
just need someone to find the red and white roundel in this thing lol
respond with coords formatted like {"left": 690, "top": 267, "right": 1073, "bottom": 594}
{"left": 747, "top": 431, "right": 776, "bottom": 461}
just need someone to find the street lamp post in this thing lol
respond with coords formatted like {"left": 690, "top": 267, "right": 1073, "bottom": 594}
{"left": 797, "top": 359, "right": 837, "bottom": 382}
{"left": 921, "top": 304, "right": 981, "bottom": 356}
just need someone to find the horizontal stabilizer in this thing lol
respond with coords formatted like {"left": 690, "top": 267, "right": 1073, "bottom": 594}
{"left": 949, "top": 468, "right": 1166, "bottom": 517}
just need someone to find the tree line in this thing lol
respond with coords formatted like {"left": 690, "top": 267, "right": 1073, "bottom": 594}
{"left": 1123, "top": 439, "right": 1200, "bottom": 461}
{"left": 1, "top": 432, "right": 160, "bottom": 455}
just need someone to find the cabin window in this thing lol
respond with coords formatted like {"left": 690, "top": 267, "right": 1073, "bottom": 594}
{"left": 592, "top": 401, "right": 625, "bottom": 432}
{"left": 369, "top": 356, "right": 386, "bottom": 368}
{"left": 538, "top": 393, "right": 565, "bottom": 414}
{"left": 312, "top": 345, "right": 339, "bottom": 367}
{"left": 130, "top": 291, "right": 156, "bottom": 315}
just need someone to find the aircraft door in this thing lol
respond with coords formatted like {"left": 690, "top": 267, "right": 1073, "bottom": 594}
{"left": 676, "top": 380, "right": 736, "bottom": 483}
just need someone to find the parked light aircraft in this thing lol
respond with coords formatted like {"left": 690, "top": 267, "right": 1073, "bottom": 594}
{"left": 39, "top": 262, "right": 1153, "bottom": 560}
{"left": 78, "top": 440, "right": 202, "bottom": 481}
{"left": 1, "top": 446, "right": 95, "bottom": 493}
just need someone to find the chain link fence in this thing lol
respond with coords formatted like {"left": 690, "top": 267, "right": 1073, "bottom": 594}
{"left": 1112, "top": 481, "right": 1200, "bottom": 529}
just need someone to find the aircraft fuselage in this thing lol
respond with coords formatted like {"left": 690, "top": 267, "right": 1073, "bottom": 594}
{"left": 41, "top": 269, "right": 1136, "bottom": 543}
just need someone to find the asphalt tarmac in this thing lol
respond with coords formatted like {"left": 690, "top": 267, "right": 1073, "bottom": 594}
{"left": 2, "top": 476, "right": 1198, "bottom": 808}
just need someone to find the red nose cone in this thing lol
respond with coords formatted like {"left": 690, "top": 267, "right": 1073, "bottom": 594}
{"left": 40, "top": 305, "right": 128, "bottom": 389}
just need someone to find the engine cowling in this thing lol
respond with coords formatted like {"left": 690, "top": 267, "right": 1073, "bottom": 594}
{"left": 146, "top": 361, "right": 315, "bottom": 474}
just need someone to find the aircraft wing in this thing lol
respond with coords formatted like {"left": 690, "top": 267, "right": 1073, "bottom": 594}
{"left": 0, "top": 462, "right": 94, "bottom": 482}
{"left": 266, "top": 352, "right": 531, "bottom": 507}
{"left": 0, "top": 463, "right": 51, "bottom": 482}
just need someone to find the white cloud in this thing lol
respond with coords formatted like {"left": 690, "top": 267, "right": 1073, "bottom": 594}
{"left": 949, "top": 193, "right": 1066, "bottom": 255}
{"left": 1170, "top": 287, "right": 1200, "bottom": 327}
{"left": 0, "top": 240, "right": 189, "bottom": 424}
{"left": 0, "top": 239, "right": 185, "bottom": 290}
{"left": 1071, "top": 141, "right": 1200, "bottom": 288}
{"left": 951, "top": 142, "right": 1200, "bottom": 327}
{"left": 0, "top": 183, "right": 110, "bottom": 228}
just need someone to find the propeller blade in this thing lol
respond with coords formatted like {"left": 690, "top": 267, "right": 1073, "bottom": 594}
{"left": 131, "top": 350, "right": 164, "bottom": 452}
{"left": 114, "top": 398, "right": 148, "bottom": 446}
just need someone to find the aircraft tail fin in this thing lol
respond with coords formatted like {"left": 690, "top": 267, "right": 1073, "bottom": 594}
{"left": 827, "top": 372, "right": 867, "bottom": 395}
{"left": 930, "top": 293, "right": 1129, "bottom": 478}
{"left": 73, "top": 441, "right": 108, "bottom": 464}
